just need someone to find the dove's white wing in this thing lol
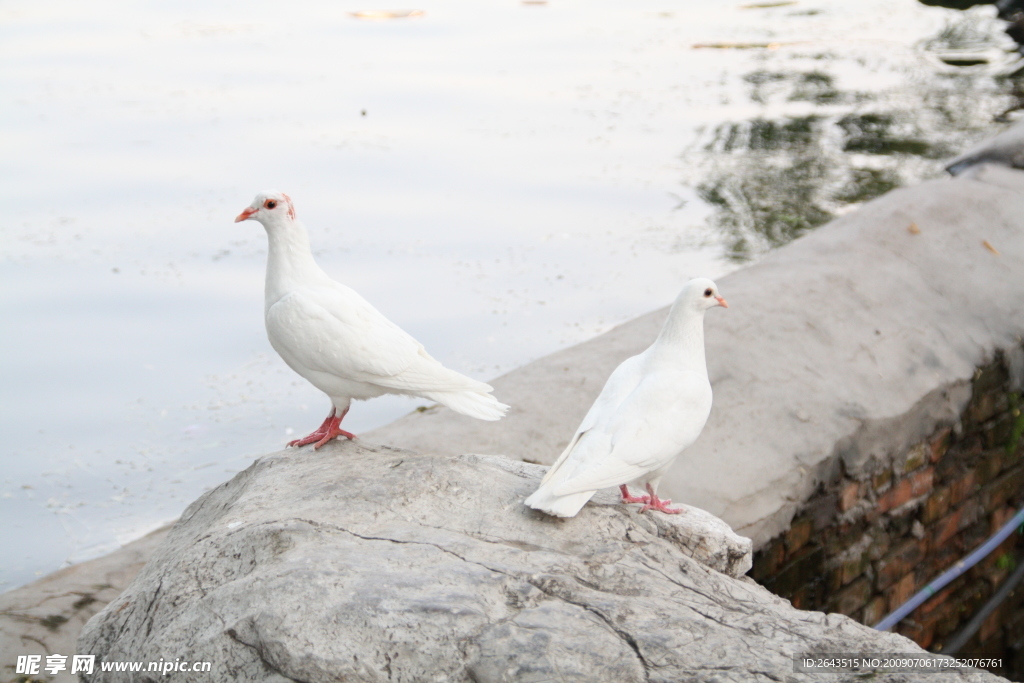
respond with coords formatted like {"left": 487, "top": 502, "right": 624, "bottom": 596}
{"left": 539, "top": 353, "right": 646, "bottom": 485}
{"left": 550, "top": 372, "right": 712, "bottom": 496}
{"left": 267, "top": 284, "right": 422, "bottom": 382}
{"left": 267, "top": 282, "right": 498, "bottom": 395}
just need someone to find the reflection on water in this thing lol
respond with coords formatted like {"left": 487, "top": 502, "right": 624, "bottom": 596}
{"left": 3, "top": 0, "right": 1023, "bottom": 591}
{"left": 694, "top": 9, "right": 1024, "bottom": 260}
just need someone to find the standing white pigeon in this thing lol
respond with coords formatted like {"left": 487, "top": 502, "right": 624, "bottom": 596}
{"left": 235, "top": 190, "right": 508, "bottom": 449}
{"left": 524, "top": 278, "right": 727, "bottom": 517}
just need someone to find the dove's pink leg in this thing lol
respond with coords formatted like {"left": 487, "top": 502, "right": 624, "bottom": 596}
{"left": 288, "top": 407, "right": 356, "bottom": 448}
{"left": 619, "top": 485, "right": 651, "bottom": 504}
{"left": 639, "top": 483, "right": 683, "bottom": 514}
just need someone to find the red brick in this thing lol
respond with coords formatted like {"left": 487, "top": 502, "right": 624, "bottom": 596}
{"left": 878, "top": 478, "right": 913, "bottom": 513}
{"left": 923, "top": 544, "right": 962, "bottom": 583}
{"left": 991, "top": 505, "right": 1016, "bottom": 533}
{"left": 790, "top": 584, "right": 811, "bottom": 611}
{"left": 867, "top": 530, "right": 892, "bottom": 561}
{"left": 839, "top": 481, "right": 861, "bottom": 512}
{"left": 903, "top": 443, "right": 928, "bottom": 473}
{"left": 888, "top": 572, "right": 917, "bottom": 613}
{"left": 918, "top": 590, "right": 975, "bottom": 641}
{"left": 768, "top": 545, "right": 824, "bottom": 597}
{"left": 898, "top": 620, "right": 935, "bottom": 650}
{"left": 751, "top": 536, "right": 786, "bottom": 582}
{"left": 825, "top": 566, "right": 844, "bottom": 594}
{"left": 863, "top": 595, "right": 888, "bottom": 627}
{"left": 786, "top": 516, "right": 814, "bottom": 554}
{"left": 949, "top": 470, "right": 977, "bottom": 506}
{"left": 872, "top": 468, "right": 893, "bottom": 493}
{"left": 831, "top": 576, "right": 872, "bottom": 617}
{"left": 977, "top": 449, "right": 1005, "bottom": 485}
{"left": 840, "top": 552, "right": 869, "bottom": 586}
{"left": 877, "top": 539, "right": 926, "bottom": 590}
{"left": 910, "top": 467, "right": 935, "bottom": 496}
{"left": 922, "top": 486, "right": 951, "bottom": 525}
{"left": 878, "top": 468, "right": 934, "bottom": 513}
{"left": 929, "top": 427, "right": 952, "bottom": 463}
{"left": 932, "top": 509, "right": 963, "bottom": 548}
{"left": 957, "top": 510, "right": 988, "bottom": 549}
{"left": 918, "top": 582, "right": 958, "bottom": 617}
{"left": 981, "top": 466, "right": 1024, "bottom": 513}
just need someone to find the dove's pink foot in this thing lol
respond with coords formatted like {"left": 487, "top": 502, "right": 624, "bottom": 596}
{"left": 639, "top": 483, "right": 683, "bottom": 514}
{"left": 288, "top": 407, "right": 356, "bottom": 449}
{"left": 619, "top": 485, "right": 651, "bottom": 504}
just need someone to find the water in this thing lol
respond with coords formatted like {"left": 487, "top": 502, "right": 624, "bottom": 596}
{"left": 2, "top": 0, "right": 1021, "bottom": 591}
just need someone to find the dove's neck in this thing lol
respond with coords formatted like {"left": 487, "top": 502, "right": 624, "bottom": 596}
{"left": 264, "top": 220, "right": 326, "bottom": 306}
{"left": 650, "top": 305, "right": 707, "bottom": 370}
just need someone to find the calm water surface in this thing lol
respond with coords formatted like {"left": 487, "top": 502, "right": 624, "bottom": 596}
{"left": 2, "top": 0, "right": 1021, "bottom": 589}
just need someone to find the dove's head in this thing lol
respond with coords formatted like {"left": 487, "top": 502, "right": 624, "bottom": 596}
{"left": 235, "top": 190, "right": 297, "bottom": 228}
{"left": 680, "top": 277, "right": 728, "bottom": 312}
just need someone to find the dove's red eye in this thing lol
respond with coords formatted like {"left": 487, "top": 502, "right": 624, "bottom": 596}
{"left": 264, "top": 200, "right": 278, "bottom": 209}
{"left": 704, "top": 288, "right": 713, "bottom": 297}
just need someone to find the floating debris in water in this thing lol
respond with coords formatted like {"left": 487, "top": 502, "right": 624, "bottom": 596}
{"left": 350, "top": 10, "right": 425, "bottom": 20}
{"left": 740, "top": 1, "right": 798, "bottom": 8}
{"left": 693, "top": 41, "right": 799, "bottom": 50}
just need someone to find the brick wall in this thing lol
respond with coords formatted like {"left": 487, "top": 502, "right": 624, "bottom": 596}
{"left": 751, "top": 350, "right": 1024, "bottom": 680}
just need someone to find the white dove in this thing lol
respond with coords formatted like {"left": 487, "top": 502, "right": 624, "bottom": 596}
{"left": 524, "top": 278, "right": 727, "bottom": 517}
{"left": 235, "top": 190, "right": 508, "bottom": 449}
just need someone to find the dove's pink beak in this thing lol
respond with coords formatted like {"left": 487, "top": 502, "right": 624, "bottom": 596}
{"left": 235, "top": 207, "right": 258, "bottom": 223}
{"left": 716, "top": 296, "right": 729, "bottom": 308}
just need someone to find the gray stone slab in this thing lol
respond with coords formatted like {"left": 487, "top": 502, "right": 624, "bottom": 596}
{"left": 78, "top": 442, "right": 1001, "bottom": 682}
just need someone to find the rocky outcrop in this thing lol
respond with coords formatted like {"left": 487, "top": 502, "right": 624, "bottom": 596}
{"left": 0, "top": 526, "right": 169, "bottom": 683}
{"left": 79, "top": 442, "right": 1000, "bottom": 682}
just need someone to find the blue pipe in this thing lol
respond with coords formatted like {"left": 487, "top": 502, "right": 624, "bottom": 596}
{"left": 873, "top": 505, "right": 1024, "bottom": 632}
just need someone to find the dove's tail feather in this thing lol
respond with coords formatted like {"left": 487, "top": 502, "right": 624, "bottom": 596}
{"left": 523, "top": 433, "right": 596, "bottom": 517}
{"left": 421, "top": 390, "right": 509, "bottom": 421}
{"left": 524, "top": 484, "right": 595, "bottom": 518}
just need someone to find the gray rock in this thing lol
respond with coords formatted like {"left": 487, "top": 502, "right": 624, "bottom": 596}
{"left": 0, "top": 525, "right": 169, "bottom": 683}
{"left": 946, "top": 118, "right": 1024, "bottom": 175}
{"left": 78, "top": 443, "right": 1001, "bottom": 682}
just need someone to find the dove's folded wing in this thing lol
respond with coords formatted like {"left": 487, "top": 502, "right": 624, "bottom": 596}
{"left": 267, "top": 286, "right": 422, "bottom": 381}
{"left": 540, "top": 353, "right": 645, "bottom": 485}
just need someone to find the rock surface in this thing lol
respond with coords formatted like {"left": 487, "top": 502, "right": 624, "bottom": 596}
{"left": 79, "top": 442, "right": 1001, "bottom": 682}
{"left": 369, "top": 164, "right": 1024, "bottom": 547}
{"left": 0, "top": 526, "right": 169, "bottom": 683}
